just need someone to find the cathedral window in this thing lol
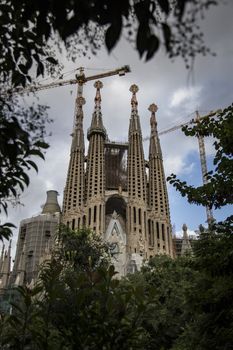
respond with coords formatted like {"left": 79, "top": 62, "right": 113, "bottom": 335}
{"left": 162, "top": 224, "right": 165, "bottom": 241}
{"left": 138, "top": 208, "right": 141, "bottom": 225}
{"left": 156, "top": 222, "right": 160, "bottom": 239}
{"left": 88, "top": 208, "right": 91, "bottom": 226}
{"left": 133, "top": 207, "right": 136, "bottom": 224}
{"left": 94, "top": 205, "right": 97, "bottom": 223}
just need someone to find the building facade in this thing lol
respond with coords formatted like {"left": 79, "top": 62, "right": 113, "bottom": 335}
{"left": 10, "top": 190, "right": 61, "bottom": 286}
{"left": 62, "top": 82, "right": 173, "bottom": 275}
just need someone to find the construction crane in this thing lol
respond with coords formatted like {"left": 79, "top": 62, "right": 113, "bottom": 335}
{"left": 4, "top": 64, "right": 131, "bottom": 142}
{"left": 144, "top": 109, "right": 221, "bottom": 225}
{"left": 4, "top": 65, "right": 131, "bottom": 97}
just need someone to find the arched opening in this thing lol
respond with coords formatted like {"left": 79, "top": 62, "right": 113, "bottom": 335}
{"left": 105, "top": 195, "right": 126, "bottom": 220}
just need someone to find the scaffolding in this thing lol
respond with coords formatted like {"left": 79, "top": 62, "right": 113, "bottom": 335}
{"left": 105, "top": 141, "right": 128, "bottom": 190}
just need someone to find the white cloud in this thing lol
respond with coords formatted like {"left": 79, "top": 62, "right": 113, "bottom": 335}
{"left": 170, "top": 86, "right": 202, "bottom": 110}
{"left": 164, "top": 156, "right": 194, "bottom": 176}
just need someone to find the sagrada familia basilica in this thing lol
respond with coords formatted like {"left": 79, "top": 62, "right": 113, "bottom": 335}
{"left": 62, "top": 82, "right": 173, "bottom": 275}
{"left": 0, "top": 79, "right": 193, "bottom": 295}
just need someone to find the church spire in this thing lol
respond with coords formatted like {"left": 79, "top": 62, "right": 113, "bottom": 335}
{"left": 62, "top": 84, "right": 86, "bottom": 229}
{"left": 127, "top": 84, "right": 147, "bottom": 256}
{"left": 71, "top": 94, "right": 86, "bottom": 151}
{"left": 87, "top": 81, "right": 107, "bottom": 140}
{"left": 148, "top": 103, "right": 162, "bottom": 157}
{"left": 85, "top": 81, "right": 106, "bottom": 234}
{"left": 148, "top": 103, "right": 173, "bottom": 257}
{"left": 128, "top": 84, "right": 142, "bottom": 134}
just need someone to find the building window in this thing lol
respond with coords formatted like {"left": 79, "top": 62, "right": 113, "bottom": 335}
{"left": 94, "top": 205, "right": 97, "bottom": 223}
{"left": 156, "top": 222, "right": 159, "bottom": 239}
{"left": 162, "top": 224, "right": 165, "bottom": 241}
{"left": 133, "top": 207, "right": 136, "bottom": 224}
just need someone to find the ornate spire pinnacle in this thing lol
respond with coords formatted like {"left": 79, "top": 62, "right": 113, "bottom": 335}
{"left": 148, "top": 102, "right": 162, "bottom": 156}
{"left": 130, "top": 84, "right": 139, "bottom": 111}
{"left": 129, "top": 84, "right": 142, "bottom": 134}
{"left": 71, "top": 88, "right": 86, "bottom": 151}
{"left": 94, "top": 80, "right": 103, "bottom": 112}
{"left": 88, "top": 80, "right": 106, "bottom": 140}
{"left": 148, "top": 103, "right": 158, "bottom": 130}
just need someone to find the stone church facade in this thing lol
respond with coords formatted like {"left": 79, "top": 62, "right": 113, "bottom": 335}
{"left": 62, "top": 82, "right": 173, "bottom": 275}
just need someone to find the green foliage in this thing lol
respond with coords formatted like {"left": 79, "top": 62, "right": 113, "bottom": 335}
{"left": 0, "top": 97, "right": 51, "bottom": 240}
{"left": 167, "top": 104, "right": 233, "bottom": 349}
{"left": 1, "top": 226, "right": 232, "bottom": 349}
{"left": 173, "top": 229, "right": 233, "bottom": 350}
{"left": 0, "top": 228, "right": 151, "bottom": 349}
{"left": 125, "top": 255, "right": 195, "bottom": 350}
{"left": 0, "top": 0, "right": 218, "bottom": 90}
{"left": 56, "top": 225, "right": 111, "bottom": 272}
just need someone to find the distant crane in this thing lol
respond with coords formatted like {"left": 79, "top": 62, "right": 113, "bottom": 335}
{"left": 144, "top": 109, "right": 221, "bottom": 225}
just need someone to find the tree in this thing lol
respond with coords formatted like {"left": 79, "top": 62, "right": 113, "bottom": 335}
{"left": 0, "top": 228, "right": 151, "bottom": 349}
{"left": 0, "top": 98, "right": 51, "bottom": 240}
{"left": 1, "top": 0, "right": 218, "bottom": 89}
{"left": 167, "top": 106, "right": 233, "bottom": 349}
{"left": 124, "top": 254, "right": 195, "bottom": 350}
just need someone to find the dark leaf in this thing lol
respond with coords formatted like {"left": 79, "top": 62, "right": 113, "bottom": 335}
{"left": 46, "top": 56, "right": 58, "bottom": 65}
{"left": 26, "top": 160, "right": 39, "bottom": 172}
{"left": 146, "top": 35, "right": 160, "bottom": 61}
{"left": 157, "top": 0, "right": 170, "bottom": 15}
{"left": 162, "top": 23, "right": 171, "bottom": 51}
{"left": 105, "top": 19, "right": 122, "bottom": 52}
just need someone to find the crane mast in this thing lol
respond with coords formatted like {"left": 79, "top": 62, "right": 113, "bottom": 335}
{"left": 195, "top": 110, "right": 215, "bottom": 225}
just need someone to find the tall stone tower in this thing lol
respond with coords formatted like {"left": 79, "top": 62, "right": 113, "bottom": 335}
{"left": 127, "top": 85, "right": 147, "bottom": 258}
{"left": 147, "top": 103, "right": 173, "bottom": 257}
{"left": 62, "top": 83, "right": 173, "bottom": 275}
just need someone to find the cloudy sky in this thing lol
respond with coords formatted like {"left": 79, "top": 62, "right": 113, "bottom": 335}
{"left": 2, "top": 1, "right": 233, "bottom": 255}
